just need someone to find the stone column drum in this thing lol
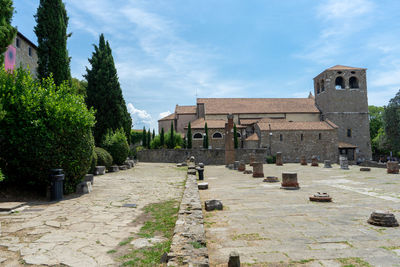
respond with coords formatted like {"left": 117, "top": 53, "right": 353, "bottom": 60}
{"left": 281, "top": 172, "right": 300, "bottom": 190}
{"left": 249, "top": 154, "right": 256, "bottom": 166}
{"left": 252, "top": 162, "right": 264, "bottom": 178}
{"left": 276, "top": 152, "right": 283, "bottom": 166}
{"left": 233, "top": 161, "right": 240, "bottom": 170}
{"left": 238, "top": 161, "right": 246, "bottom": 172}
{"left": 387, "top": 161, "right": 399, "bottom": 174}
{"left": 311, "top": 156, "right": 318, "bottom": 167}
{"left": 300, "top": 156, "right": 307, "bottom": 166}
{"left": 324, "top": 160, "right": 332, "bottom": 168}
{"left": 340, "top": 156, "right": 349, "bottom": 170}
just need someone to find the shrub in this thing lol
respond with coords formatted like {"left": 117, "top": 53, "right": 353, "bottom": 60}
{"left": 0, "top": 169, "right": 4, "bottom": 182}
{"left": 101, "top": 128, "right": 129, "bottom": 165}
{"left": 150, "top": 132, "right": 183, "bottom": 149}
{"left": 266, "top": 155, "right": 276, "bottom": 164}
{"left": 0, "top": 68, "right": 95, "bottom": 194}
{"left": 95, "top": 147, "right": 113, "bottom": 168}
{"left": 88, "top": 148, "right": 98, "bottom": 174}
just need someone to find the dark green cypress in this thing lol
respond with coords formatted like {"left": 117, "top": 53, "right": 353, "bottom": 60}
{"left": 147, "top": 130, "right": 151, "bottom": 149}
{"left": 203, "top": 122, "right": 209, "bottom": 149}
{"left": 0, "top": 0, "right": 17, "bottom": 64}
{"left": 34, "top": 0, "right": 71, "bottom": 85}
{"left": 169, "top": 122, "right": 175, "bottom": 148}
{"left": 85, "top": 34, "right": 132, "bottom": 145}
{"left": 160, "top": 128, "right": 165, "bottom": 147}
{"left": 152, "top": 129, "right": 155, "bottom": 140}
{"left": 187, "top": 122, "right": 192, "bottom": 149}
{"left": 234, "top": 124, "right": 238, "bottom": 149}
{"left": 142, "top": 127, "right": 146, "bottom": 147}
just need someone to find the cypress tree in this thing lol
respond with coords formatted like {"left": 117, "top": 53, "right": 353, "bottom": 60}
{"left": 0, "top": 0, "right": 17, "bottom": 64}
{"left": 85, "top": 34, "right": 132, "bottom": 145}
{"left": 147, "top": 130, "right": 151, "bottom": 149}
{"left": 142, "top": 127, "right": 146, "bottom": 147}
{"left": 34, "top": 0, "right": 71, "bottom": 85}
{"left": 234, "top": 124, "right": 238, "bottom": 149}
{"left": 152, "top": 129, "right": 155, "bottom": 140}
{"left": 187, "top": 122, "right": 192, "bottom": 149}
{"left": 160, "top": 128, "right": 165, "bottom": 147}
{"left": 203, "top": 122, "right": 209, "bottom": 149}
{"left": 169, "top": 122, "right": 175, "bottom": 148}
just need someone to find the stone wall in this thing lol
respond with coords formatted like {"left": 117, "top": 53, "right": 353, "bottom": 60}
{"left": 167, "top": 172, "right": 208, "bottom": 266}
{"left": 13, "top": 34, "right": 38, "bottom": 78}
{"left": 137, "top": 148, "right": 269, "bottom": 164}
{"left": 259, "top": 129, "right": 339, "bottom": 162}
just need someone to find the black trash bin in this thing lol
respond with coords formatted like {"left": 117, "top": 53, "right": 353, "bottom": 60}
{"left": 50, "top": 169, "right": 64, "bottom": 201}
{"left": 197, "top": 168, "right": 204, "bottom": 181}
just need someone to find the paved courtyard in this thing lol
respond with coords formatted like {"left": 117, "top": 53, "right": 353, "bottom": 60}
{"left": 200, "top": 163, "right": 400, "bottom": 267}
{"left": 0, "top": 163, "right": 185, "bottom": 266}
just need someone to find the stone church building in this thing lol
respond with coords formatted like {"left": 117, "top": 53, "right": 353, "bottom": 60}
{"left": 158, "top": 65, "right": 372, "bottom": 163}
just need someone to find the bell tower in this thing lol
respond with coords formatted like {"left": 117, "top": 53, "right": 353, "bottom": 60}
{"left": 314, "top": 65, "right": 372, "bottom": 161}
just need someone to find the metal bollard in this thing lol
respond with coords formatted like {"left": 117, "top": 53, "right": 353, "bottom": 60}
{"left": 197, "top": 168, "right": 204, "bottom": 180}
{"left": 50, "top": 169, "right": 64, "bottom": 201}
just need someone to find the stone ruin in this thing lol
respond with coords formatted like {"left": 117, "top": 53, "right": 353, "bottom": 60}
{"left": 252, "top": 162, "right": 264, "bottom": 178}
{"left": 387, "top": 161, "right": 399, "bottom": 174}
{"left": 360, "top": 167, "right": 371, "bottom": 172}
{"left": 249, "top": 154, "right": 256, "bottom": 166}
{"left": 280, "top": 172, "right": 299, "bottom": 190}
{"left": 311, "top": 156, "right": 318, "bottom": 167}
{"left": 300, "top": 156, "right": 307, "bottom": 166}
{"left": 340, "top": 155, "right": 349, "bottom": 170}
{"left": 368, "top": 211, "right": 399, "bottom": 227}
{"left": 324, "top": 160, "right": 332, "bottom": 168}
{"left": 309, "top": 192, "right": 332, "bottom": 202}
{"left": 276, "top": 152, "right": 283, "bottom": 166}
{"left": 263, "top": 176, "right": 279, "bottom": 183}
{"left": 238, "top": 161, "right": 246, "bottom": 172}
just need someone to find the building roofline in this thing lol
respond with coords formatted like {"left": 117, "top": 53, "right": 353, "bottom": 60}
{"left": 17, "top": 31, "right": 37, "bottom": 50}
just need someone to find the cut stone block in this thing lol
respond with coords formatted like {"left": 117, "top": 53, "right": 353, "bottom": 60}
{"left": 368, "top": 211, "right": 399, "bottom": 227}
{"left": 228, "top": 251, "right": 240, "bottom": 267}
{"left": 187, "top": 169, "right": 197, "bottom": 175}
{"left": 300, "top": 156, "right": 307, "bottom": 165}
{"left": 276, "top": 152, "right": 283, "bottom": 166}
{"left": 238, "top": 161, "right": 246, "bottom": 172}
{"left": 309, "top": 192, "right": 332, "bottom": 202}
{"left": 387, "top": 161, "right": 399, "bottom": 174}
{"left": 94, "top": 166, "right": 106, "bottom": 175}
{"left": 76, "top": 181, "right": 92, "bottom": 194}
{"left": 0, "top": 202, "right": 26, "bottom": 212}
{"left": 233, "top": 161, "right": 239, "bottom": 170}
{"left": 360, "top": 167, "right": 371, "bottom": 172}
{"left": 263, "top": 176, "right": 279, "bottom": 183}
{"left": 252, "top": 162, "right": 264, "bottom": 178}
{"left": 281, "top": 172, "right": 299, "bottom": 190}
{"left": 340, "top": 156, "right": 349, "bottom": 170}
{"left": 205, "top": 199, "right": 223, "bottom": 211}
{"left": 84, "top": 174, "right": 94, "bottom": 185}
{"left": 311, "top": 156, "right": 319, "bottom": 167}
{"left": 108, "top": 165, "right": 119, "bottom": 172}
{"left": 249, "top": 154, "right": 256, "bottom": 166}
{"left": 176, "top": 163, "right": 183, "bottom": 167}
{"left": 119, "top": 165, "right": 127, "bottom": 170}
{"left": 198, "top": 182, "right": 208, "bottom": 190}
{"left": 324, "top": 160, "right": 332, "bottom": 168}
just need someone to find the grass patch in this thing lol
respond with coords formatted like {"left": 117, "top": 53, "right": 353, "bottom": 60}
{"left": 190, "top": 241, "right": 206, "bottom": 249}
{"left": 107, "top": 249, "right": 117, "bottom": 254}
{"left": 337, "top": 257, "right": 372, "bottom": 267}
{"left": 119, "top": 237, "right": 134, "bottom": 246}
{"left": 120, "top": 199, "right": 181, "bottom": 266}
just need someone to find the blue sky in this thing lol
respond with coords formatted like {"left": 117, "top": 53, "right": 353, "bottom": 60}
{"left": 12, "top": 0, "right": 400, "bottom": 130}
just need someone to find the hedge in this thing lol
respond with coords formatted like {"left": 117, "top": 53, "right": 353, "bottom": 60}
{"left": 95, "top": 147, "right": 113, "bottom": 168}
{"left": 101, "top": 128, "right": 129, "bottom": 165}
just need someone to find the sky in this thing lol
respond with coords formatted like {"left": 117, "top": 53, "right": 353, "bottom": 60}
{"left": 12, "top": 0, "right": 400, "bottom": 130}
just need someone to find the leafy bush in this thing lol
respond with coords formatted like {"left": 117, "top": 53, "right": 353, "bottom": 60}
{"left": 266, "top": 155, "right": 276, "bottom": 164}
{"left": 95, "top": 147, "right": 113, "bottom": 168}
{"left": 174, "top": 145, "right": 182, "bottom": 150}
{"left": 101, "top": 128, "right": 129, "bottom": 165}
{"left": 0, "top": 169, "right": 4, "bottom": 182}
{"left": 150, "top": 132, "right": 183, "bottom": 149}
{"left": 88, "top": 148, "right": 98, "bottom": 174}
{"left": 0, "top": 68, "right": 95, "bottom": 193}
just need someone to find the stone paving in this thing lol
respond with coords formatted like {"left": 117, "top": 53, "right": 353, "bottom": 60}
{"left": 0, "top": 163, "right": 185, "bottom": 266}
{"left": 200, "top": 164, "right": 400, "bottom": 267}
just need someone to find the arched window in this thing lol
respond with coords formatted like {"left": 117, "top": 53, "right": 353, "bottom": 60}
{"left": 236, "top": 132, "right": 241, "bottom": 138}
{"left": 212, "top": 132, "right": 223, "bottom": 139}
{"left": 335, "top": 76, "right": 345, "bottom": 89}
{"left": 349, "top": 76, "right": 359, "bottom": 88}
{"left": 321, "top": 80, "right": 325, "bottom": 92}
{"left": 193, "top": 133, "right": 203, "bottom": 139}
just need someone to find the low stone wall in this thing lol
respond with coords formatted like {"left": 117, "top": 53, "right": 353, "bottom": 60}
{"left": 167, "top": 172, "right": 209, "bottom": 266}
{"left": 360, "top": 160, "right": 399, "bottom": 169}
{"left": 137, "top": 148, "right": 268, "bottom": 165}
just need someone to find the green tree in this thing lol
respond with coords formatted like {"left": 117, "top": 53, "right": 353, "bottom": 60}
{"left": 70, "top": 78, "right": 87, "bottom": 97}
{"left": 160, "top": 128, "right": 165, "bottom": 147}
{"left": 369, "top": 105, "right": 384, "bottom": 140}
{"left": 383, "top": 90, "right": 400, "bottom": 152}
{"left": 34, "top": 0, "right": 71, "bottom": 85}
{"left": 85, "top": 34, "right": 132, "bottom": 145}
{"left": 203, "top": 122, "right": 209, "bottom": 149}
{"left": 152, "top": 129, "right": 155, "bottom": 140}
{"left": 169, "top": 122, "right": 175, "bottom": 148}
{"left": 141, "top": 127, "right": 146, "bottom": 147}
{"left": 147, "top": 130, "right": 151, "bottom": 149}
{"left": 234, "top": 124, "right": 238, "bottom": 149}
{"left": 0, "top": 0, "right": 17, "bottom": 64}
{"left": 130, "top": 129, "right": 142, "bottom": 144}
{"left": 101, "top": 128, "right": 129, "bottom": 165}
{"left": 187, "top": 122, "right": 192, "bottom": 149}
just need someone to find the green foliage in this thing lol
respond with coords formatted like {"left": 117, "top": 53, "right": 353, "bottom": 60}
{"left": 85, "top": 34, "right": 132, "bottom": 145}
{"left": 169, "top": 122, "right": 175, "bottom": 149}
{"left": 70, "top": 78, "right": 87, "bottom": 97}
{"left": 150, "top": 132, "right": 182, "bottom": 149}
{"left": 234, "top": 124, "right": 238, "bottom": 149}
{"left": 372, "top": 128, "right": 390, "bottom": 154}
{"left": 94, "top": 147, "right": 113, "bottom": 168}
{"left": 266, "top": 155, "right": 276, "bottom": 164}
{"left": 174, "top": 145, "right": 181, "bottom": 149}
{"left": 383, "top": 90, "right": 400, "bottom": 153}
{"left": 203, "top": 122, "right": 209, "bottom": 149}
{"left": 101, "top": 128, "right": 129, "bottom": 165}
{"left": 130, "top": 130, "right": 142, "bottom": 145}
{"left": 34, "top": 0, "right": 71, "bottom": 85}
{"left": 147, "top": 130, "right": 151, "bottom": 149}
{"left": 0, "top": 68, "right": 95, "bottom": 193}
{"left": 0, "top": 0, "right": 17, "bottom": 64}
{"left": 152, "top": 129, "right": 155, "bottom": 140}
{"left": 369, "top": 106, "right": 384, "bottom": 139}
{"left": 182, "top": 137, "right": 187, "bottom": 148}
{"left": 187, "top": 122, "right": 192, "bottom": 149}
{"left": 142, "top": 127, "right": 146, "bottom": 147}
{"left": 88, "top": 148, "right": 97, "bottom": 174}
{"left": 160, "top": 128, "right": 165, "bottom": 147}
{"left": 0, "top": 168, "right": 4, "bottom": 182}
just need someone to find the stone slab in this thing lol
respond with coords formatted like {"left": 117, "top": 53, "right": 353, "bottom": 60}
{"left": 0, "top": 202, "right": 26, "bottom": 212}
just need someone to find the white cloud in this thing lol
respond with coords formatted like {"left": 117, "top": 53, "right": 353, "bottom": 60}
{"left": 159, "top": 111, "right": 172, "bottom": 119}
{"left": 317, "top": 0, "right": 373, "bottom": 21}
{"left": 127, "top": 103, "right": 152, "bottom": 127}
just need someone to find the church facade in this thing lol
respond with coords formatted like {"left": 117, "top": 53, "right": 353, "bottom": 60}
{"left": 158, "top": 65, "right": 372, "bottom": 163}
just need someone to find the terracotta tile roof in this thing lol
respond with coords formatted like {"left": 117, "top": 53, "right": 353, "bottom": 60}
{"left": 175, "top": 105, "right": 196, "bottom": 114}
{"left": 257, "top": 121, "right": 336, "bottom": 131}
{"left": 158, "top": 113, "right": 175, "bottom": 121}
{"left": 245, "top": 133, "right": 259, "bottom": 141}
{"left": 188, "top": 118, "right": 226, "bottom": 129}
{"left": 197, "top": 98, "right": 319, "bottom": 114}
{"left": 338, "top": 142, "right": 357, "bottom": 148}
{"left": 327, "top": 65, "right": 366, "bottom": 71}
{"left": 240, "top": 118, "right": 287, "bottom": 125}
